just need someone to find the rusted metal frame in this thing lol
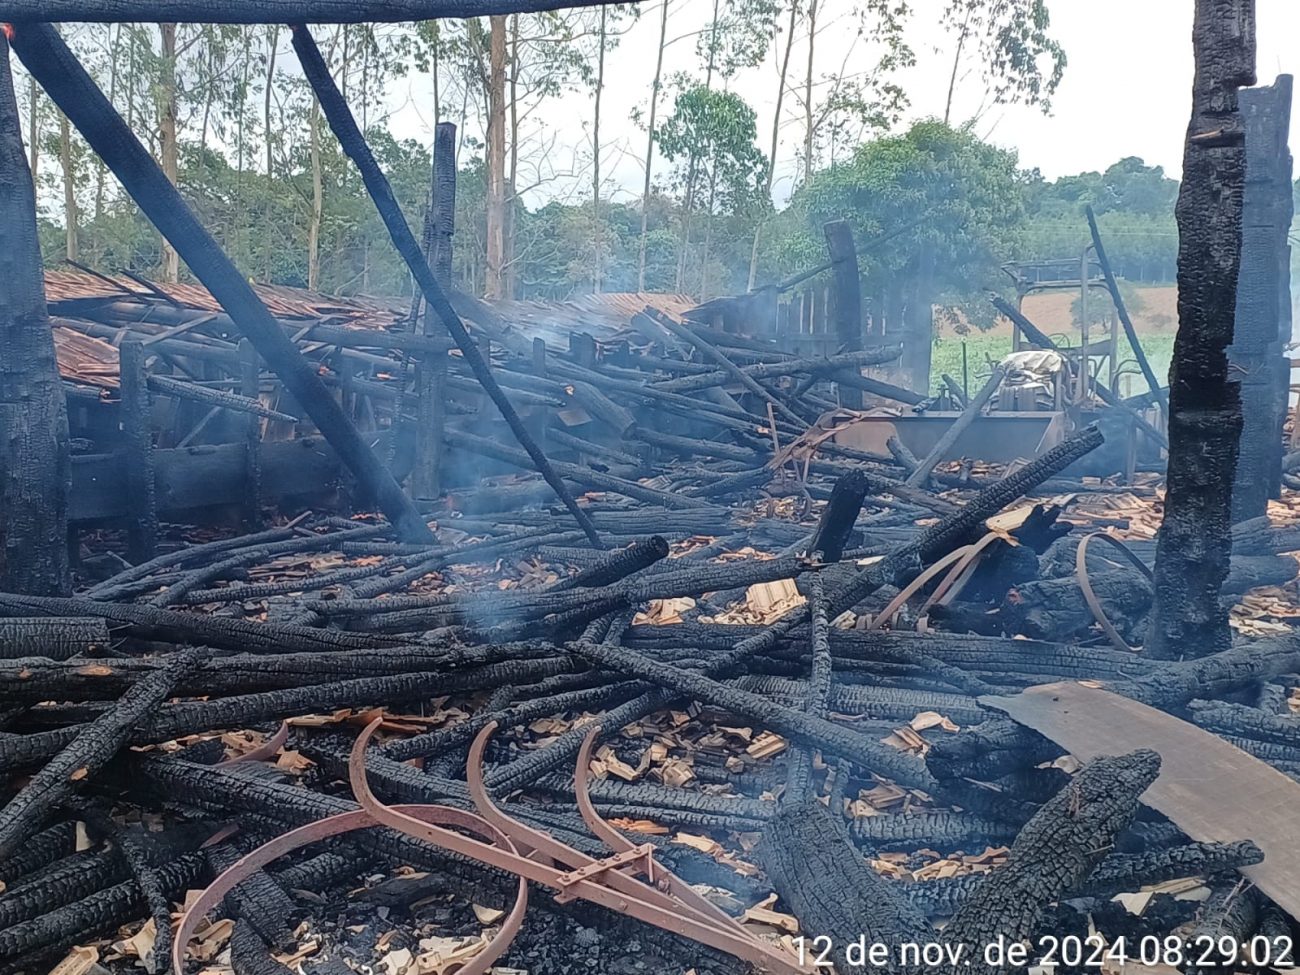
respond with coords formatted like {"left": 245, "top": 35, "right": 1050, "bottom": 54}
{"left": 1075, "top": 532, "right": 1154, "bottom": 654}
{"left": 459, "top": 721, "right": 809, "bottom": 975}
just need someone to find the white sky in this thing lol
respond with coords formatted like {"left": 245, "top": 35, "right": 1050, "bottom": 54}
{"left": 385, "top": 0, "right": 1300, "bottom": 209}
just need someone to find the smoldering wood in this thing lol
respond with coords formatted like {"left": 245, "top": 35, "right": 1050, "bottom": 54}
{"left": 11, "top": 23, "right": 432, "bottom": 544}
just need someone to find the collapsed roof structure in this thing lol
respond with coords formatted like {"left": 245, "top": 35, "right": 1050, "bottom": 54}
{"left": 2, "top": 1, "right": 1300, "bottom": 973}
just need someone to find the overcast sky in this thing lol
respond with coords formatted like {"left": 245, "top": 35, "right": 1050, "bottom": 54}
{"left": 384, "top": 0, "right": 1300, "bottom": 209}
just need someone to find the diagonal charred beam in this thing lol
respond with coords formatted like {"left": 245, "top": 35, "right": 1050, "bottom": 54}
{"left": 1086, "top": 205, "right": 1169, "bottom": 417}
{"left": 289, "top": 24, "right": 602, "bottom": 550}
{"left": 1146, "top": 0, "right": 1256, "bottom": 659}
{"left": 7, "top": 23, "right": 432, "bottom": 543}
{"left": 0, "top": 0, "right": 622, "bottom": 23}
{"left": 0, "top": 648, "right": 205, "bottom": 861}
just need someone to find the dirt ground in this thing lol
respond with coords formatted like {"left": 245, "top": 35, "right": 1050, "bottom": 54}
{"left": 979, "top": 285, "right": 1179, "bottom": 338}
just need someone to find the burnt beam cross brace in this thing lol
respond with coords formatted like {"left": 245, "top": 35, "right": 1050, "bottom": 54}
{"left": 289, "top": 24, "right": 603, "bottom": 550}
{"left": 8, "top": 22, "right": 433, "bottom": 543}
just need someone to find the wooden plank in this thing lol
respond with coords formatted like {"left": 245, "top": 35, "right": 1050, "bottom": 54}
{"left": 984, "top": 681, "right": 1300, "bottom": 919}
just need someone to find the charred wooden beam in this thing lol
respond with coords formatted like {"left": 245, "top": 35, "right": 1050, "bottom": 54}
{"left": 0, "top": 617, "right": 109, "bottom": 660}
{"left": 0, "top": 0, "right": 616, "bottom": 21}
{"left": 9, "top": 24, "right": 432, "bottom": 543}
{"left": 0, "top": 649, "right": 204, "bottom": 860}
{"left": 1229, "top": 76, "right": 1294, "bottom": 522}
{"left": 1146, "top": 0, "right": 1256, "bottom": 659}
{"left": 0, "top": 35, "right": 71, "bottom": 596}
{"left": 903, "top": 365, "right": 1006, "bottom": 489}
{"left": 824, "top": 220, "right": 865, "bottom": 408}
{"left": 942, "top": 750, "right": 1161, "bottom": 974}
{"left": 290, "top": 25, "right": 600, "bottom": 549}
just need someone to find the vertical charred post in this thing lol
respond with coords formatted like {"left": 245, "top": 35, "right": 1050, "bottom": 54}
{"left": 289, "top": 24, "right": 602, "bottom": 550}
{"left": 0, "top": 35, "right": 71, "bottom": 596}
{"left": 824, "top": 220, "right": 863, "bottom": 409}
{"left": 1229, "top": 75, "right": 1293, "bottom": 522}
{"left": 118, "top": 338, "right": 158, "bottom": 562}
{"left": 1147, "top": 0, "right": 1256, "bottom": 660}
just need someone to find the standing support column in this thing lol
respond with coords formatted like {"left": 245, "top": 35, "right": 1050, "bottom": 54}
{"left": 1146, "top": 0, "right": 1256, "bottom": 660}
{"left": 430, "top": 121, "right": 456, "bottom": 283}
{"left": 238, "top": 338, "right": 263, "bottom": 529}
{"left": 118, "top": 338, "right": 158, "bottom": 562}
{"left": 0, "top": 35, "right": 70, "bottom": 595}
{"left": 9, "top": 23, "right": 432, "bottom": 543}
{"left": 823, "top": 220, "right": 863, "bottom": 409}
{"left": 1230, "top": 75, "right": 1293, "bottom": 522}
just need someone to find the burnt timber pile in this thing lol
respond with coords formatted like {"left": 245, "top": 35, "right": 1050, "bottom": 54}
{"left": 3, "top": 3, "right": 1300, "bottom": 975}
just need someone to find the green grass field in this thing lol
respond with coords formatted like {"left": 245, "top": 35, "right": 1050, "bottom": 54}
{"left": 927, "top": 333, "right": 1175, "bottom": 398}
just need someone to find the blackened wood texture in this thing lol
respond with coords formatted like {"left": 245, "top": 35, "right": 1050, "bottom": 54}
{"left": 0, "top": 36, "right": 71, "bottom": 596}
{"left": 1230, "top": 75, "right": 1293, "bottom": 521}
{"left": 9, "top": 24, "right": 432, "bottom": 544}
{"left": 0, "top": 0, "right": 613, "bottom": 22}
{"left": 1147, "top": 0, "right": 1256, "bottom": 659}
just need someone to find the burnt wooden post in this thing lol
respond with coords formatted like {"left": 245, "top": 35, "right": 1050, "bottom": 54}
{"left": 0, "top": 36, "right": 71, "bottom": 595}
{"left": 1230, "top": 75, "right": 1293, "bottom": 522}
{"left": 824, "top": 220, "right": 863, "bottom": 409}
{"left": 238, "top": 339, "right": 263, "bottom": 529}
{"left": 1146, "top": 0, "right": 1256, "bottom": 660}
{"left": 11, "top": 23, "right": 432, "bottom": 543}
{"left": 2, "top": 0, "right": 614, "bottom": 23}
{"left": 118, "top": 338, "right": 158, "bottom": 562}
{"left": 409, "top": 122, "right": 456, "bottom": 502}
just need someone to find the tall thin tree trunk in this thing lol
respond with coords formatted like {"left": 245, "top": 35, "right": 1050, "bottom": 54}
{"left": 637, "top": 0, "right": 670, "bottom": 292}
{"left": 504, "top": 12, "right": 518, "bottom": 299}
{"left": 199, "top": 39, "right": 213, "bottom": 156}
{"left": 0, "top": 36, "right": 71, "bottom": 596}
{"left": 308, "top": 94, "right": 322, "bottom": 291}
{"left": 943, "top": 9, "right": 970, "bottom": 125}
{"left": 484, "top": 14, "right": 507, "bottom": 299}
{"left": 802, "top": 1, "right": 817, "bottom": 171}
{"left": 592, "top": 5, "right": 607, "bottom": 293}
{"left": 26, "top": 75, "right": 37, "bottom": 184}
{"left": 234, "top": 26, "right": 250, "bottom": 265}
{"left": 748, "top": 0, "right": 797, "bottom": 291}
{"left": 263, "top": 25, "right": 277, "bottom": 281}
{"left": 159, "top": 23, "right": 180, "bottom": 282}
{"left": 676, "top": 0, "right": 721, "bottom": 293}
{"left": 59, "top": 111, "right": 78, "bottom": 261}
